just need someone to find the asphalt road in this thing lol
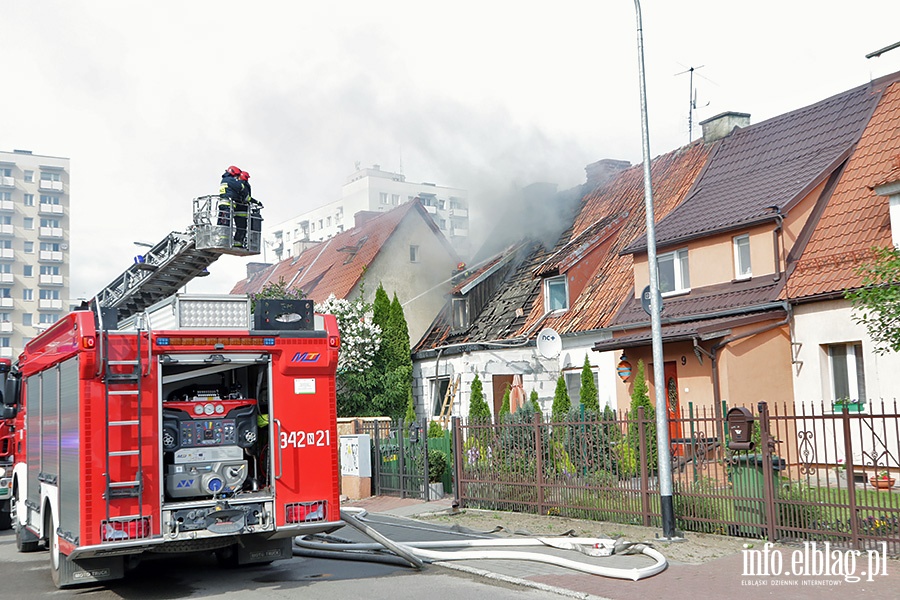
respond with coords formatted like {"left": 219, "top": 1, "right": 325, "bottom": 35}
{"left": 0, "top": 517, "right": 565, "bottom": 600}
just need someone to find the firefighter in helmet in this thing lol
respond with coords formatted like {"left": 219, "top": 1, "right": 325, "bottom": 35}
{"left": 232, "top": 170, "right": 251, "bottom": 248}
{"left": 218, "top": 165, "right": 243, "bottom": 231}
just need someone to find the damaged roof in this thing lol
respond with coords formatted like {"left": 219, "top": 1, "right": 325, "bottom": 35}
{"left": 413, "top": 141, "right": 711, "bottom": 354}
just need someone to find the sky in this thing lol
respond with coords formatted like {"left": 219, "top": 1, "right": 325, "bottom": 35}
{"left": 2, "top": 1, "right": 899, "bottom": 301}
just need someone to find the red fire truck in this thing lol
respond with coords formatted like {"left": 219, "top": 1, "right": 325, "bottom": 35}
{"left": 0, "top": 358, "right": 13, "bottom": 530}
{"left": 5, "top": 197, "right": 343, "bottom": 587}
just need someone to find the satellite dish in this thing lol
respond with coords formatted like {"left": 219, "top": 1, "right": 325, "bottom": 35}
{"left": 536, "top": 328, "right": 562, "bottom": 359}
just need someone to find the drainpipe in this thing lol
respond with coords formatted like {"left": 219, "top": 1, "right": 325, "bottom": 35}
{"left": 766, "top": 206, "right": 783, "bottom": 282}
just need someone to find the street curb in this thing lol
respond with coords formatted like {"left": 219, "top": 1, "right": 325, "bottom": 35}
{"left": 432, "top": 559, "right": 615, "bottom": 600}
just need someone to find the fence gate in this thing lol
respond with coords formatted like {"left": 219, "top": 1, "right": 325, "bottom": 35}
{"left": 362, "top": 419, "right": 428, "bottom": 499}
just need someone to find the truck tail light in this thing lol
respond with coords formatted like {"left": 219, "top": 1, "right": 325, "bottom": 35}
{"left": 329, "top": 336, "right": 339, "bottom": 348}
{"left": 81, "top": 336, "right": 95, "bottom": 349}
{"left": 286, "top": 500, "right": 326, "bottom": 524}
{"left": 101, "top": 517, "right": 151, "bottom": 542}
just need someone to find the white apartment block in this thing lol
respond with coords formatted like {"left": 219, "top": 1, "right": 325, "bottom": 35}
{"left": 264, "top": 165, "right": 469, "bottom": 261}
{"left": 0, "top": 149, "right": 70, "bottom": 359}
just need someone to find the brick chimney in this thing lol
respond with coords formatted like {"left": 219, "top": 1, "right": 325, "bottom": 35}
{"left": 699, "top": 111, "right": 750, "bottom": 143}
{"left": 585, "top": 159, "right": 631, "bottom": 187}
{"left": 354, "top": 210, "right": 380, "bottom": 228}
{"left": 245, "top": 262, "right": 272, "bottom": 277}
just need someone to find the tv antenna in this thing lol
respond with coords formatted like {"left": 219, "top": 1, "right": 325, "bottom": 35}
{"left": 675, "top": 65, "right": 713, "bottom": 143}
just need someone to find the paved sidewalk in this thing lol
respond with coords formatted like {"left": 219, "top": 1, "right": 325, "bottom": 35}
{"left": 342, "top": 495, "right": 900, "bottom": 600}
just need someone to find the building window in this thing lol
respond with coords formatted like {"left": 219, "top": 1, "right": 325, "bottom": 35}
{"left": 828, "top": 343, "right": 865, "bottom": 404}
{"left": 409, "top": 245, "right": 419, "bottom": 263}
{"left": 0, "top": 216, "right": 10, "bottom": 225}
{"left": 733, "top": 234, "right": 751, "bottom": 279}
{"left": 0, "top": 265, "right": 9, "bottom": 274}
{"left": 40, "top": 289, "right": 60, "bottom": 300}
{"left": 40, "top": 195, "right": 61, "bottom": 205}
{"left": 544, "top": 275, "right": 569, "bottom": 312}
{"left": 40, "top": 218, "right": 61, "bottom": 228}
{"left": 0, "top": 338, "right": 9, "bottom": 348}
{"left": 0, "top": 313, "right": 9, "bottom": 322}
{"left": 22, "top": 313, "right": 32, "bottom": 326}
{"left": 0, "top": 240, "right": 10, "bottom": 250}
{"left": 658, "top": 248, "right": 690, "bottom": 295}
{"left": 24, "top": 194, "right": 34, "bottom": 206}
{"left": 0, "top": 192, "right": 10, "bottom": 202}
{"left": 40, "top": 265, "right": 60, "bottom": 276}
{"left": 392, "top": 194, "right": 400, "bottom": 206}
{"left": 380, "top": 192, "right": 389, "bottom": 205}
{"left": 451, "top": 298, "right": 469, "bottom": 330}
{"left": 40, "top": 172, "right": 60, "bottom": 182}
{"left": 39, "top": 313, "right": 59, "bottom": 324}
{"left": 24, "top": 170, "right": 34, "bottom": 183}
{"left": 23, "top": 289, "right": 33, "bottom": 301}
{"left": 326, "top": 216, "right": 332, "bottom": 227}
{"left": 431, "top": 377, "right": 451, "bottom": 417}
{"left": 24, "top": 241, "right": 34, "bottom": 253}
{"left": 0, "top": 168, "right": 10, "bottom": 178}
{"left": 23, "top": 217, "right": 34, "bottom": 230}
{"left": 23, "top": 265, "right": 32, "bottom": 277}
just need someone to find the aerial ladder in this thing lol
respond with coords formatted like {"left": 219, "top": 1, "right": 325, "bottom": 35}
{"left": 93, "top": 195, "right": 263, "bottom": 321}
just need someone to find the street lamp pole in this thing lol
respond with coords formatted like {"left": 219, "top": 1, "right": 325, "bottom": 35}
{"left": 633, "top": 0, "right": 677, "bottom": 539}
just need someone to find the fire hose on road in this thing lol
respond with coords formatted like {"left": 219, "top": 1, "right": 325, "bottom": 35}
{"left": 292, "top": 507, "right": 667, "bottom": 582}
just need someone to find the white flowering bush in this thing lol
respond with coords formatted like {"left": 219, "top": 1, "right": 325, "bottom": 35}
{"left": 316, "top": 294, "right": 381, "bottom": 374}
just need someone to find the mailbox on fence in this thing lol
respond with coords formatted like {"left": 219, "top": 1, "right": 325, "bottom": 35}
{"left": 727, "top": 407, "right": 755, "bottom": 451}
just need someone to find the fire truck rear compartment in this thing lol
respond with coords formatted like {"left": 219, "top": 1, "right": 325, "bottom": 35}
{"left": 159, "top": 358, "right": 270, "bottom": 507}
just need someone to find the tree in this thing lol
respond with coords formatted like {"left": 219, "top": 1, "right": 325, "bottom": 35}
{"left": 623, "top": 360, "right": 657, "bottom": 474}
{"left": 371, "top": 292, "right": 413, "bottom": 420}
{"left": 579, "top": 355, "right": 599, "bottom": 414}
{"left": 845, "top": 246, "right": 900, "bottom": 354}
{"left": 551, "top": 375, "right": 570, "bottom": 422}
{"left": 499, "top": 385, "right": 511, "bottom": 419}
{"left": 315, "top": 293, "right": 381, "bottom": 417}
{"left": 467, "top": 375, "right": 491, "bottom": 422}
{"left": 530, "top": 389, "right": 541, "bottom": 415}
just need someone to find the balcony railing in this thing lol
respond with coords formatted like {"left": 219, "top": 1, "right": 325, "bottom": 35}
{"left": 0, "top": 224, "right": 12, "bottom": 235}
{"left": 0, "top": 176, "right": 14, "bottom": 188}
{"left": 39, "top": 274, "right": 64, "bottom": 285}
{"left": 39, "top": 299, "right": 63, "bottom": 310}
{"left": 0, "top": 348, "right": 11, "bottom": 359}
{"left": 0, "top": 298, "right": 12, "bottom": 308}
{"left": 0, "top": 322, "right": 11, "bottom": 333}
{"left": 0, "top": 273, "right": 12, "bottom": 284}
{"left": 0, "top": 201, "right": 13, "bottom": 212}
{"left": 39, "top": 227, "right": 64, "bottom": 238}
{"left": 39, "top": 250, "right": 63, "bottom": 262}
{"left": 0, "top": 249, "right": 13, "bottom": 260}
{"left": 39, "top": 203, "right": 64, "bottom": 215}
{"left": 39, "top": 180, "right": 64, "bottom": 191}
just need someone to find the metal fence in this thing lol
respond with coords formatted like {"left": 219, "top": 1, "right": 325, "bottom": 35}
{"left": 451, "top": 401, "right": 900, "bottom": 555}
{"left": 358, "top": 418, "right": 453, "bottom": 500}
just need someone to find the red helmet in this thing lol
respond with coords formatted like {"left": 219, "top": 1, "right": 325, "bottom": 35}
{"left": 239, "top": 171, "right": 250, "bottom": 181}
{"left": 227, "top": 165, "right": 241, "bottom": 176}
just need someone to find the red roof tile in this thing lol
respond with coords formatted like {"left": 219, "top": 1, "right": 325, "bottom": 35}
{"left": 231, "top": 201, "right": 451, "bottom": 302}
{"left": 785, "top": 78, "right": 900, "bottom": 300}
